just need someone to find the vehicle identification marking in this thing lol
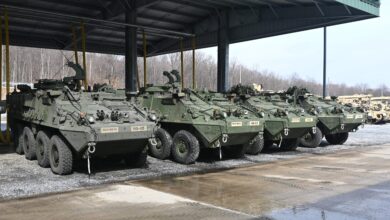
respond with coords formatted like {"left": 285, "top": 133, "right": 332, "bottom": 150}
{"left": 305, "top": 118, "right": 314, "bottom": 122}
{"left": 291, "top": 118, "right": 300, "bottom": 123}
{"left": 346, "top": 115, "right": 354, "bottom": 119}
{"left": 100, "top": 127, "right": 119, "bottom": 133}
{"left": 249, "top": 121, "right": 260, "bottom": 126}
{"left": 131, "top": 125, "right": 148, "bottom": 132}
{"left": 231, "top": 122, "right": 243, "bottom": 127}
{"left": 355, "top": 114, "right": 363, "bottom": 119}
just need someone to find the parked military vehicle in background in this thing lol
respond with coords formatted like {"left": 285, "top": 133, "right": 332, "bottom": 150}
{"left": 6, "top": 62, "right": 157, "bottom": 175}
{"left": 286, "top": 87, "right": 366, "bottom": 147}
{"left": 229, "top": 84, "right": 317, "bottom": 152}
{"left": 194, "top": 90, "right": 265, "bottom": 155}
{"left": 338, "top": 95, "right": 389, "bottom": 124}
{"left": 139, "top": 70, "right": 264, "bottom": 164}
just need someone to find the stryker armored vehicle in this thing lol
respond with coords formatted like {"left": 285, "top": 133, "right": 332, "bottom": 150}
{"left": 194, "top": 90, "right": 265, "bottom": 155}
{"left": 338, "top": 95, "right": 389, "bottom": 124}
{"left": 229, "top": 84, "right": 317, "bottom": 152}
{"left": 139, "top": 70, "right": 264, "bottom": 164}
{"left": 286, "top": 87, "right": 366, "bottom": 147}
{"left": 6, "top": 62, "right": 157, "bottom": 175}
{"left": 368, "top": 97, "right": 390, "bottom": 124}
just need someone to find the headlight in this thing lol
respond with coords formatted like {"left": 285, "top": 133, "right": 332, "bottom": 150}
{"left": 149, "top": 114, "right": 157, "bottom": 121}
{"left": 87, "top": 116, "right": 95, "bottom": 124}
{"left": 260, "top": 112, "right": 265, "bottom": 118}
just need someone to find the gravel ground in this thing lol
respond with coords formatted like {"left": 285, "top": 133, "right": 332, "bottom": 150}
{"left": 0, "top": 124, "right": 389, "bottom": 200}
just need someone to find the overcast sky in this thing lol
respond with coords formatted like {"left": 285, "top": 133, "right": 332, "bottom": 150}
{"left": 199, "top": 2, "right": 389, "bottom": 88}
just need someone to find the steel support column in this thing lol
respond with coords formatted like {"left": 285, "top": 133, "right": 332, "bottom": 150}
{"left": 125, "top": 6, "right": 137, "bottom": 92}
{"left": 217, "top": 10, "right": 229, "bottom": 92}
{"left": 323, "top": 26, "right": 327, "bottom": 98}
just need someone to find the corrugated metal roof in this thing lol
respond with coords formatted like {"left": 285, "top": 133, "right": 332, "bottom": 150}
{"left": 0, "top": 0, "right": 380, "bottom": 56}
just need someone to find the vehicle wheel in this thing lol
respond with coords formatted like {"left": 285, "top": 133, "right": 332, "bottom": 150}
{"left": 325, "top": 132, "right": 349, "bottom": 145}
{"left": 49, "top": 135, "right": 73, "bottom": 175}
{"left": 171, "top": 130, "right": 200, "bottom": 164}
{"left": 299, "top": 127, "right": 323, "bottom": 148}
{"left": 124, "top": 147, "right": 148, "bottom": 168}
{"left": 224, "top": 145, "right": 246, "bottom": 158}
{"left": 280, "top": 138, "right": 299, "bottom": 151}
{"left": 245, "top": 134, "right": 265, "bottom": 155}
{"left": 22, "top": 127, "right": 36, "bottom": 160}
{"left": 13, "top": 125, "right": 24, "bottom": 155}
{"left": 36, "top": 131, "right": 51, "bottom": 168}
{"left": 149, "top": 128, "right": 172, "bottom": 160}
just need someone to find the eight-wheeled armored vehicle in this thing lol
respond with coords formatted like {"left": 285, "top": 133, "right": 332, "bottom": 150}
{"left": 286, "top": 87, "right": 366, "bottom": 147}
{"left": 194, "top": 90, "right": 265, "bottom": 155}
{"left": 229, "top": 84, "right": 317, "bottom": 151}
{"left": 139, "top": 70, "right": 264, "bottom": 164}
{"left": 6, "top": 62, "right": 157, "bottom": 175}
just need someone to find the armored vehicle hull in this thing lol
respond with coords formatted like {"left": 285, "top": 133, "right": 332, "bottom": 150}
{"left": 7, "top": 64, "right": 156, "bottom": 175}
{"left": 194, "top": 90, "right": 266, "bottom": 155}
{"left": 140, "top": 70, "right": 263, "bottom": 164}
{"left": 229, "top": 85, "right": 317, "bottom": 151}
{"left": 286, "top": 87, "right": 366, "bottom": 147}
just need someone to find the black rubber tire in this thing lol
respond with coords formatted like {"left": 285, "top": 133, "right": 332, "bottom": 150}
{"left": 149, "top": 128, "right": 172, "bottom": 160}
{"left": 124, "top": 147, "right": 148, "bottom": 168}
{"left": 299, "top": 127, "right": 323, "bottom": 148}
{"left": 36, "top": 131, "right": 51, "bottom": 168}
{"left": 49, "top": 135, "right": 73, "bottom": 175}
{"left": 13, "top": 125, "right": 24, "bottom": 155}
{"left": 325, "top": 132, "right": 349, "bottom": 145}
{"left": 280, "top": 138, "right": 299, "bottom": 151}
{"left": 171, "top": 130, "right": 200, "bottom": 164}
{"left": 223, "top": 145, "right": 246, "bottom": 159}
{"left": 22, "top": 127, "right": 36, "bottom": 160}
{"left": 245, "top": 134, "right": 265, "bottom": 155}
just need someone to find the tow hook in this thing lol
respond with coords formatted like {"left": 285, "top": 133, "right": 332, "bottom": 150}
{"left": 222, "top": 134, "right": 228, "bottom": 143}
{"left": 88, "top": 142, "right": 96, "bottom": 154}
{"left": 341, "top": 124, "right": 345, "bottom": 130}
{"left": 149, "top": 138, "right": 158, "bottom": 147}
{"left": 312, "top": 127, "right": 317, "bottom": 134}
{"left": 86, "top": 142, "right": 96, "bottom": 176}
{"left": 284, "top": 128, "right": 289, "bottom": 136}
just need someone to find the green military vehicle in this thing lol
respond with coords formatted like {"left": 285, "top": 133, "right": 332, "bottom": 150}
{"left": 139, "top": 70, "right": 264, "bottom": 164}
{"left": 194, "top": 90, "right": 265, "bottom": 155}
{"left": 6, "top": 62, "right": 157, "bottom": 175}
{"left": 286, "top": 87, "right": 366, "bottom": 147}
{"left": 229, "top": 84, "right": 318, "bottom": 152}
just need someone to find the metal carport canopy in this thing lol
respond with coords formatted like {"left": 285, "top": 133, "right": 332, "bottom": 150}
{"left": 0, "top": 0, "right": 380, "bottom": 56}
{"left": 0, "top": 0, "right": 380, "bottom": 92}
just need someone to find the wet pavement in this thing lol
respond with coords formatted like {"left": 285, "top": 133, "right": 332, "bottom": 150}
{"left": 134, "top": 145, "right": 390, "bottom": 219}
{"left": 0, "top": 142, "right": 390, "bottom": 219}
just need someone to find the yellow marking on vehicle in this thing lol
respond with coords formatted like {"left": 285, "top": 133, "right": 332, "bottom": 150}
{"left": 305, "top": 118, "right": 314, "bottom": 122}
{"left": 131, "top": 125, "right": 148, "bottom": 132}
{"left": 291, "top": 118, "right": 300, "bottom": 123}
{"left": 231, "top": 122, "right": 243, "bottom": 127}
{"left": 100, "top": 127, "right": 119, "bottom": 133}
{"left": 249, "top": 121, "right": 260, "bottom": 126}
